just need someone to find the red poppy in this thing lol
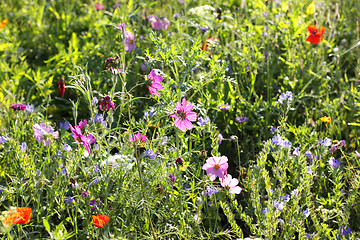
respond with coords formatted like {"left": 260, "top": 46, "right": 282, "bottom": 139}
{"left": 58, "top": 77, "right": 65, "bottom": 97}
{"left": 201, "top": 37, "right": 219, "bottom": 56}
{"left": 3, "top": 207, "right": 32, "bottom": 226}
{"left": 92, "top": 214, "right": 110, "bottom": 228}
{"left": 0, "top": 19, "right": 7, "bottom": 28}
{"left": 306, "top": 25, "right": 326, "bottom": 44}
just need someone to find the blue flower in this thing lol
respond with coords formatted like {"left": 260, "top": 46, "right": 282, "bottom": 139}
{"left": 272, "top": 201, "right": 285, "bottom": 211}
{"left": 235, "top": 117, "right": 249, "bottom": 123}
{"left": 281, "top": 194, "right": 290, "bottom": 202}
{"left": 197, "top": 116, "right": 210, "bottom": 126}
{"left": 305, "top": 151, "right": 314, "bottom": 161}
{"left": 303, "top": 208, "right": 310, "bottom": 218}
{"left": 329, "top": 157, "right": 341, "bottom": 168}
{"left": 93, "top": 166, "right": 100, "bottom": 174}
{"left": 278, "top": 91, "right": 293, "bottom": 104}
{"left": 65, "top": 196, "right": 74, "bottom": 204}
{"left": 36, "top": 169, "right": 41, "bottom": 176}
{"left": 91, "top": 97, "right": 98, "bottom": 106}
{"left": 319, "top": 137, "right": 332, "bottom": 147}
{"left": 20, "top": 142, "right": 27, "bottom": 151}
{"left": 94, "top": 114, "right": 103, "bottom": 123}
{"left": 63, "top": 143, "right": 72, "bottom": 152}
{"left": 168, "top": 174, "right": 176, "bottom": 187}
{"left": 59, "top": 122, "right": 70, "bottom": 131}
{"left": 25, "top": 104, "right": 34, "bottom": 113}
{"left": 0, "top": 135, "right": 9, "bottom": 144}
{"left": 340, "top": 226, "right": 351, "bottom": 235}
{"left": 262, "top": 208, "right": 269, "bottom": 215}
{"left": 217, "top": 134, "right": 223, "bottom": 145}
{"left": 293, "top": 147, "right": 300, "bottom": 157}
{"left": 144, "top": 149, "right": 157, "bottom": 159}
{"left": 201, "top": 27, "right": 208, "bottom": 33}
{"left": 307, "top": 166, "right": 313, "bottom": 174}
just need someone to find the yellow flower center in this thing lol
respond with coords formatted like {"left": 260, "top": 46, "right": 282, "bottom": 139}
{"left": 214, "top": 164, "right": 220, "bottom": 169}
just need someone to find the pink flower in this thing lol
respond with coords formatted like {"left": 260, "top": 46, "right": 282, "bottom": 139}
{"left": 129, "top": 132, "right": 148, "bottom": 143}
{"left": 99, "top": 95, "right": 115, "bottom": 113}
{"left": 202, "top": 156, "right": 228, "bottom": 181}
{"left": 148, "top": 15, "right": 169, "bottom": 30}
{"left": 146, "top": 70, "right": 164, "bottom": 97}
{"left": 170, "top": 98, "right": 197, "bottom": 132}
{"left": 95, "top": 3, "right": 104, "bottom": 10}
{"left": 32, "top": 123, "right": 59, "bottom": 146}
{"left": 125, "top": 31, "right": 136, "bottom": 52}
{"left": 220, "top": 174, "right": 242, "bottom": 194}
{"left": 70, "top": 123, "right": 96, "bottom": 154}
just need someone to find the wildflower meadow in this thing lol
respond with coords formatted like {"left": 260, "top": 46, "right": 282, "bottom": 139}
{"left": 1, "top": 0, "right": 360, "bottom": 239}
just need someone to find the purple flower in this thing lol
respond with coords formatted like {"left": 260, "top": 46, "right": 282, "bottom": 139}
{"left": 262, "top": 208, "right": 269, "bottom": 215}
{"left": 197, "top": 116, "right": 210, "bottom": 126}
{"left": 184, "top": 183, "right": 190, "bottom": 190}
{"left": 281, "top": 194, "right": 290, "bottom": 202}
{"left": 201, "top": 187, "right": 219, "bottom": 197}
{"left": 94, "top": 114, "right": 104, "bottom": 123}
{"left": 306, "top": 151, "right": 314, "bottom": 161}
{"left": 291, "top": 189, "right": 298, "bottom": 196}
{"left": 89, "top": 199, "right": 99, "bottom": 208}
{"left": 217, "top": 104, "right": 231, "bottom": 111}
{"left": 148, "top": 15, "right": 169, "bottom": 30}
{"left": 303, "top": 208, "right": 310, "bottom": 218}
{"left": 125, "top": 31, "right": 136, "bottom": 52}
{"left": 81, "top": 191, "right": 89, "bottom": 198}
{"left": 11, "top": 104, "right": 26, "bottom": 111}
{"left": 293, "top": 147, "right": 300, "bottom": 157}
{"left": 60, "top": 164, "right": 68, "bottom": 176}
{"left": 235, "top": 117, "right": 248, "bottom": 123}
{"left": 93, "top": 166, "right": 100, "bottom": 174}
{"left": 278, "top": 218, "right": 284, "bottom": 223}
{"left": 33, "top": 123, "right": 59, "bottom": 146}
{"left": 307, "top": 166, "right": 313, "bottom": 174}
{"left": 0, "top": 135, "right": 9, "bottom": 144}
{"left": 272, "top": 201, "right": 285, "bottom": 211}
{"left": 201, "top": 27, "right": 208, "bottom": 33}
{"left": 144, "top": 149, "right": 157, "bottom": 159}
{"left": 91, "top": 97, "right": 98, "bottom": 106}
{"left": 25, "top": 104, "right": 34, "bottom": 113}
{"left": 63, "top": 143, "right": 71, "bottom": 152}
{"left": 340, "top": 226, "right": 351, "bottom": 235}
{"left": 278, "top": 91, "right": 293, "bottom": 104}
{"left": 118, "top": 22, "right": 125, "bottom": 31}
{"left": 65, "top": 196, "right": 74, "bottom": 204}
{"left": 168, "top": 174, "right": 176, "bottom": 187}
{"left": 305, "top": 233, "right": 315, "bottom": 239}
{"left": 20, "top": 142, "right": 27, "bottom": 151}
{"left": 356, "top": 151, "right": 360, "bottom": 158}
{"left": 217, "top": 134, "right": 223, "bottom": 145}
{"left": 319, "top": 137, "right": 332, "bottom": 147}
{"left": 36, "top": 169, "right": 41, "bottom": 175}
{"left": 59, "top": 122, "right": 70, "bottom": 131}
{"left": 100, "top": 95, "right": 115, "bottom": 113}
{"left": 270, "top": 126, "right": 277, "bottom": 133}
{"left": 329, "top": 157, "right": 341, "bottom": 168}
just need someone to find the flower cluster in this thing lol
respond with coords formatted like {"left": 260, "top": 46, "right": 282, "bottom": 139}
{"left": 278, "top": 91, "right": 293, "bottom": 105}
{"left": 33, "top": 123, "right": 59, "bottom": 146}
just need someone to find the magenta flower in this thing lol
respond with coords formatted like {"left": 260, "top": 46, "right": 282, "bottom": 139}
{"left": 202, "top": 156, "right": 228, "bottom": 181}
{"left": 32, "top": 123, "right": 59, "bottom": 146}
{"left": 70, "top": 123, "right": 96, "bottom": 154}
{"left": 170, "top": 98, "right": 197, "bottom": 132}
{"left": 94, "top": 3, "right": 104, "bottom": 10}
{"left": 129, "top": 132, "right": 148, "bottom": 143}
{"left": 99, "top": 95, "right": 115, "bottom": 113}
{"left": 11, "top": 104, "right": 26, "bottom": 111}
{"left": 146, "top": 70, "right": 164, "bottom": 97}
{"left": 148, "top": 15, "right": 169, "bottom": 30}
{"left": 125, "top": 31, "right": 136, "bottom": 52}
{"left": 220, "top": 174, "right": 242, "bottom": 194}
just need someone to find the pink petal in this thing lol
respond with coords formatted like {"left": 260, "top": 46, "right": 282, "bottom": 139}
{"left": 209, "top": 174, "right": 217, "bottom": 181}
{"left": 151, "top": 82, "right": 164, "bottom": 89}
{"left": 229, "top": 186, "right": 242, "bottom": 194}
{"left": 186, "top": 112, "right": 197, "bottom": 122}
{"left": 170, "top": 112, "right": 178, "bottom": 119}
{"left": 184, "top": 101, "right": 193, "bottom": 113}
